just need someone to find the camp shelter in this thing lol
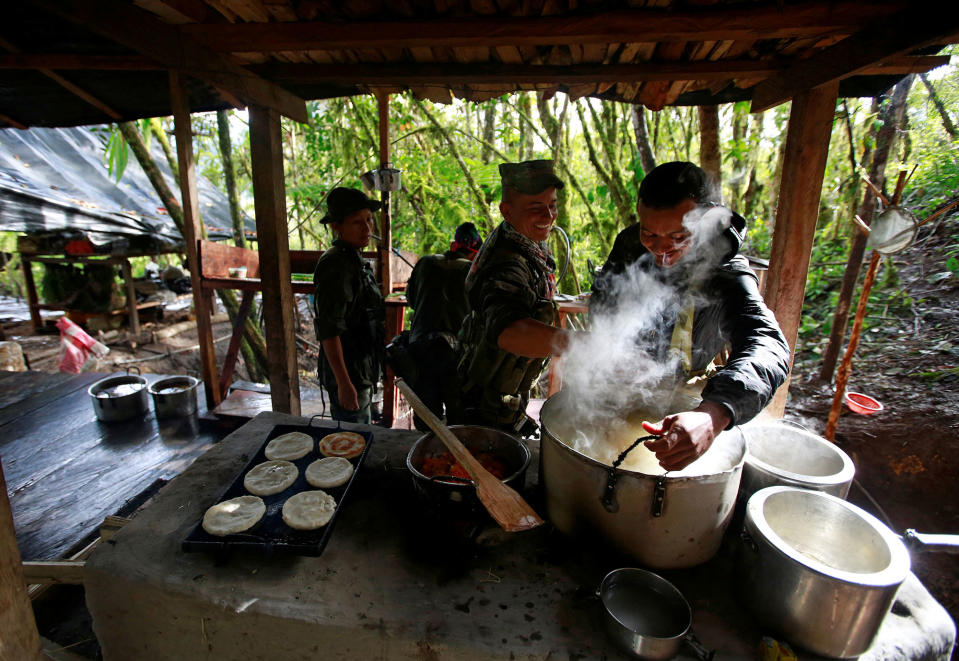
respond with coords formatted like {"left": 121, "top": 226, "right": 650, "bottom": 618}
{"left": 0, "top": 3, "right": 957, "bottom": 655}
{"left": 0, "top": 124, "right": 258, "bottom": 330}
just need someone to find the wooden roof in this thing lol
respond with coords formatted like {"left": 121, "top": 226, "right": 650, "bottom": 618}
{"left": 1, "top": 0, "right": 957, "bottom": 128}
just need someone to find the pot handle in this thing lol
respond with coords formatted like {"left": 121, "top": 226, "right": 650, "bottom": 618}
{"left": 684, "top": 632, "right": 716, "bottom": 661}
{"left": 600, "top": 434, "right": 660, "bottom": 514}
{"left": 903, "top": 529, "right": 959, "bottom": 554}
{"left": 126, "top": 365, "right": 141, "bottom": 376}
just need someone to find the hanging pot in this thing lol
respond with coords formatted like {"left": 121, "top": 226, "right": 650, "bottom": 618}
{"left": 867, "top": 206, "right": 918, "bottom": 255}
{"left": 539, "top": 390, "right": 745, "bottom": 569}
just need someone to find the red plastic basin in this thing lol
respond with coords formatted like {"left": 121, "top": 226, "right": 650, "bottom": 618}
{"left": 844, "top": 391, "right": 884, "bottom": 415}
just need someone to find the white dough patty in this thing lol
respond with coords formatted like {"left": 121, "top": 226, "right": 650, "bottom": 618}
{"left": 244, "top": 459, "right": 298, "bottom": 496}
{"left": 282, "top": 490, "right": 337, "bottom": 530}
{"left": 305, "top": 456, "right": 354, "bottom": 488}
{"left": 319, "top": 431, "right": 366, "bottom": 459}
{"left": 202, "top": 495, "right": 265, "bottom": 536}
{"left": 264, "top": 431, "right": 314, "bottom": 461}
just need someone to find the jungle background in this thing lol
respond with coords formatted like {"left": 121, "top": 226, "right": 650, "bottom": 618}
{"left": 1, "top": 50, "right": 957, "bottom": 639}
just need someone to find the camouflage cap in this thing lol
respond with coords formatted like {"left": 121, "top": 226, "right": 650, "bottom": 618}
{"left": 320, "top": 187, "right": 383, "bottom": 224}
{"left": 499, "top": 159, "right": 565, "bottom": 195}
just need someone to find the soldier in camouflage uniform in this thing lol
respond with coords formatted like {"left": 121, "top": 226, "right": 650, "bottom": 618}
{"left": 403, "top": 222, "right": 483, "bottom": 430}
{"left": 313, "top": 187, "right": 386, "bottom": 424}
{"left": 457, "top": 160, "right": 572, "bottom": 435}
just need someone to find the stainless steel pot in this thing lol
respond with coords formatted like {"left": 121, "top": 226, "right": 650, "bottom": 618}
{"left": 407, "top": 425, "right": 531, "bottom": 510}
{"left": 89, "top": 368, "right": 149, "bottom": 422}
{"left": 540, "top": 391, "right": 745, "bottom": 569}
{"left": 738, "top": 486, "right": 911, "bottom": 658}
{"left": 148, "top": 375, "right": 200, "bottom": 419}
{"left": 740, "top": 421, "right": 855, "bottom": 500}
{"left": 598, "top": 568, "right": 690, "bottom": 660}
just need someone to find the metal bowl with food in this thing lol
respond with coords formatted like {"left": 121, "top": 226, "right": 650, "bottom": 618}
{"left": 406, "top": 425, "right": 531, "bottom": 511}
{"left": 88, "top": 368, "right": 149, "bottom": 422}
{"left": 148, "top": 375, "right": 200, "bottom": 419}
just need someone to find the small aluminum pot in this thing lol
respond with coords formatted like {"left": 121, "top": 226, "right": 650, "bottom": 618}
{"left": 148, "top": 375, "right": 200, "bottom": 419}
{"left": 738, "top": 486, "right": 911, "bottom": 658}
{"left": 597, "top": 568, "right": 691, "bottom": 660}
{"left": 89, "top": 369, "right": 149, "bottom": 422}
{"left": 406, "top": 425, "right": 530, "bottom": 512}
{"left": 740, "top": 421, "right": 855, "bottom": 500}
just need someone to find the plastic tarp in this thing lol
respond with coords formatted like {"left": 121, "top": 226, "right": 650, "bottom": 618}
{"left": 0, "top": 125, "right": 255, "bottom": 251}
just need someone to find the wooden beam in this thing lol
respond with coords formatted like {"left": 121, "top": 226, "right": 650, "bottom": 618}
{"left": 0, "top": 36, "right": 122, "bottom": 120}
{"left": 0, "top": 458, "right": 43, "bottom": 661}
{"left": 750, "top": 10, "right": 959, "bottom": 112}
{"left": 0, "top": 113, "right": 28, "bottom": 129}
{"left": 0, "top": 53, "right": 160, "bottom": 69}
{"left": 35, "top": 0, "right": 308, "bottom": 124}
{"left": 171, "top": 71, "right": 222, "bottom": 409}
{"left": 764, "top": 81, "right": 840, "bottom": 417}
{"left": 249, "top": 104, "right": 300, "bottom": 416}
{"left": 21, "top": 561, "right": 85, "bottom": 586}
{"left": 182, "top": 3, "right": 904, "bottom": 51}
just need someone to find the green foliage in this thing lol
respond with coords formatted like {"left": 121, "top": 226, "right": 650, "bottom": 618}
{"left": 40, "top": 261, "right": 123, "bottom": 312}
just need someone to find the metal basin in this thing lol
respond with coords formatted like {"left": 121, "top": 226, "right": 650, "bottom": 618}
{"left": 598, "top": 568, "right": 691, "bottom": 660}
{"left": 148, "top": 375, "right": 200, "bottom": 419}
{"left": 740, "top": 422, "right": 855, "bottom": 499}
{"left": 738, "top": 487, "right": 910, "bottom": 658}
{"left": 89, "top": 372, "right": 149, "bottom": 422}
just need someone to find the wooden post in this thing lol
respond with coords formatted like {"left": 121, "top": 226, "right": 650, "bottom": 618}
{"left": 20, "top": 255, "right": 42, "bottom": 332}
{"left": 377, "top": 90, "right": 397, "bottom": 427}
{"left": 249, "top": 104, "right": 301, "bottom": 416}
{"left": 171, "top": 71, "right": 221, "bottom": 409}
{"left": 120, "top": 258, "right": 140, "bottom": 336}
{"left": 0, "top": 458, "right": 43, "bottom": 661}
{"left": 763, "top": 81, "right": 839, "bottom": 417}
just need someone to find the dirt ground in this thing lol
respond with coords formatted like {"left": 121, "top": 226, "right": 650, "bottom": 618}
{"left": 3, "top": 218, "right": 957, "bottom": 654}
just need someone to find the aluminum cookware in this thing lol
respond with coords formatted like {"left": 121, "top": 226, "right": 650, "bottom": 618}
{"left": 360, "top": 167, "right": 402, "bottom": 191}
{"left": 406, "top": 425, "right": 531, "bottom": 513}
{"left": 88, "top": 368, "right": 149, "bottom": 422}
{"left": 597, "top": 568, "right": 691, "bottom": 660}
{"left": 738, "top": 486, "right": 911, "bottom": 658}
{"left": 148, "top": 375, "right": 200, "bottom": 419}
{"left": 740, "top": 421, "right": 855, "bottom": 500}
{"left": 539, "top": 390, "right": 745, "bottom": 569}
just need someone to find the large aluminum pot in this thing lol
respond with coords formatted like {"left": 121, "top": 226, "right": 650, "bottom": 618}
{"left": 740, "top": 421, "right": 855, "bottom": 500}
{"left": 738, "top": 486, "right": 910, "bottom": 658}
{"left": 89, "top": 369, "right": 149, "bottom": 422}
{"left": 540, "top": 391, "right": 745, "bottom": 569}
{"left": 148, "top": 375, "right": 200, "bottom": 419}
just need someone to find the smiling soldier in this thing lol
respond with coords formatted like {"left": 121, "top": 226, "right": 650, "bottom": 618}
{"left": 456, "top": 160, "right": 573, "bottom": 435}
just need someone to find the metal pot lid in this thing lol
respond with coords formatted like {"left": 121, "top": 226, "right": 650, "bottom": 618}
{"left": 867, "top": 206, "right": 918, "bottom": 255}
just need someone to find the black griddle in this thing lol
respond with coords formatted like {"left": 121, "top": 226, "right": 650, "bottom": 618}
{"left": 182, "top": 422, "right": 373, "bottom": 557}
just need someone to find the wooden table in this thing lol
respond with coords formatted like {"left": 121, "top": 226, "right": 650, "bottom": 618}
{"left": 0, "top": 370, "right": 230, "bottom": 560}
{"left": 83, "top": 412, "right": 955, "bottom": 660}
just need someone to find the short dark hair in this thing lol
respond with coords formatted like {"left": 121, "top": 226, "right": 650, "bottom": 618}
{"left": 638, "top": 161, "right": 712, "bottom": 209}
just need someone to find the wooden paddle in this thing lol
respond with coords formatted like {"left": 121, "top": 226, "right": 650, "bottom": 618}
{"left": 395, "top": 379, "right": 543, "bottom": 533}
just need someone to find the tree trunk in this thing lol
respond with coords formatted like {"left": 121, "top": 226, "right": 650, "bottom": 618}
{"left": 819, "top": 75, "right": 914, "bottom": 383}
{"left": 415, "top": 99, "right": 496, "bottom": 230}
{"left": 631, "top": 104, "right": 656, "bottom": 175}
{"left": 919, "top": 73, "right": 958, "bottom": 139}
{"left": 517, "top": 93, "right": 534, "bottom": 160}
{"left": 216, "top": 110, "right": 245, "bottom": 248}
{"left": 697, "top": 105, "right": 721, "bottom": 197}
{"left": 741, "top": 113, "right": 765, "bottom": 219}
{"left": 118, "top": 121, "right": 269, "bottom": 383}
{"left": 728, "top": 103, "right": 749, "bottom": 204}
{"left": 481, "top": 102, "right": 496, "bottom": 163}
{"left": 576, "top": 100, "right": 633, "bottom": 225}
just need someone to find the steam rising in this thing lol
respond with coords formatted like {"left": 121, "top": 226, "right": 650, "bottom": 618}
{"left": 553, "top": 206, "right": 741, "bottom": 476}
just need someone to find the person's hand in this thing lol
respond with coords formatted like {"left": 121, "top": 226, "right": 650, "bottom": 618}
{"left": 338, "top": 381, "right": 360, "bottom": 411}
{"left": 641, "top": 401, "right": 731, "bottom": 471}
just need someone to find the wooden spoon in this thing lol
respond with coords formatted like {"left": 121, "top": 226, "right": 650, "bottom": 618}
{"left": 396, "top": 378, "right": 543, "bottom": 533}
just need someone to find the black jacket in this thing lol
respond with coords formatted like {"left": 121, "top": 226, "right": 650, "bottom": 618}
{"left": 591, "top": 210, "right": 790, "bottom": 426}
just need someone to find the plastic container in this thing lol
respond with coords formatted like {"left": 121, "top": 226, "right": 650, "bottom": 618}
{"left": 844, "top": 392, "right": 884, "bottom": 415}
